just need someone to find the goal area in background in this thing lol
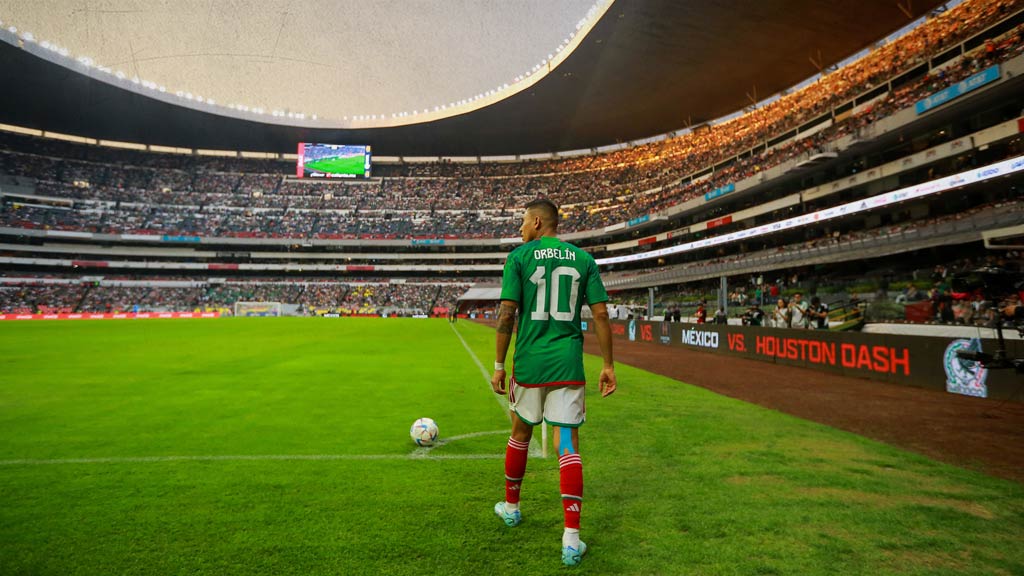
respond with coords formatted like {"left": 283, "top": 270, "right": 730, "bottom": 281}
{"left": 233, "top": 302, "right": 283, "bottom": 317}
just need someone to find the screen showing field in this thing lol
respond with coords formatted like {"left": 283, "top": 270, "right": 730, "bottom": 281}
{"left": 297, "top": 143, "right": 372, "bottom": 179}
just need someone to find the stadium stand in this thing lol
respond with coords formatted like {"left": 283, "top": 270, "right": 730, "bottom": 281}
{"left": 1, "top": 0, "right": 1023, "bottom": 319}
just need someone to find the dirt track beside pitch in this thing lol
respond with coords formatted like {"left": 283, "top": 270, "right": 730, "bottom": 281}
{"left": 474, "top": 320, "right": 1024, "bottom": 483}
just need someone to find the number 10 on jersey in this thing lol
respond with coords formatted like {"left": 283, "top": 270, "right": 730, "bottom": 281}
{"left": 529, "top": 266, "right": 581, "bottom": 322}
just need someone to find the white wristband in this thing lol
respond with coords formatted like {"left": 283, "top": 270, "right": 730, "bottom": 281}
{"left": 494, "top": 361, "right": 505, "bottom": 371}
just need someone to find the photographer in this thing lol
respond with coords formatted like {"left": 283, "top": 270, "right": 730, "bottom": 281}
{"left": 807, "top": 296, "right": 829, "bottom": 330}
{"left": 744, "top": 303, "right": 765, "bottom": 327}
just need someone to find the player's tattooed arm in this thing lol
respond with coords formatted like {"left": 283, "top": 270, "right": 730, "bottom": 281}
{"left": 496, "top": 301, "right": 517, "bottom": 334}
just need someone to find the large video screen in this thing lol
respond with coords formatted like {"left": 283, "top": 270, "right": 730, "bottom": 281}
{"left": 296, "top": 143, "right": 372, "bottom": 179}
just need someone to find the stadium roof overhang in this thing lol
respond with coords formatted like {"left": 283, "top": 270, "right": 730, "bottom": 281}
{"left": 0, "top": 0, "right": 944, "bottom": 157}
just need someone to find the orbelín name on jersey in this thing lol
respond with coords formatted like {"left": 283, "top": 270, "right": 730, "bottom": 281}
{"left": 533, "top": 248, "right": 577, "bottom": 261}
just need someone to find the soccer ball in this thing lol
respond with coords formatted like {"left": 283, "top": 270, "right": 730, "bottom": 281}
{"left": 410, "top": 417, "right": 439, "bottom": 447}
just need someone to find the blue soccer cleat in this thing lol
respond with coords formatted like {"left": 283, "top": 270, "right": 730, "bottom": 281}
{"left": 562, "top": 541, "right": 587, "bottom": 567}
{"left": 493, "top": 501, "right": 521, "bottom": 527}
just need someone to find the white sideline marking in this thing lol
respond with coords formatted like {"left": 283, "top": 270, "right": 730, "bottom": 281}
{"left": 0, "top": 453, "right": 504, "bottom": 466}
{"left": 449, "top": 323, "right": 545, "bottom": 458}
{"left": 449, "top": 322, "right": 508, "bottom": 415}
{"left": 411, "top": 429, "right": 508, "bottom": 457}
{"left": 0, "top": 430, "right": 512, "bottom": 467}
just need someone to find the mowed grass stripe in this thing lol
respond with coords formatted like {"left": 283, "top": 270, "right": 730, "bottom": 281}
{"left": 1, "top": 318, "right": 1022, "bottom": 576}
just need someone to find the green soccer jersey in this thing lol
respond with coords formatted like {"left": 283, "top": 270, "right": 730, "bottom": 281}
{"left": 500, "top": 236, "right": 608, "bottom": 387}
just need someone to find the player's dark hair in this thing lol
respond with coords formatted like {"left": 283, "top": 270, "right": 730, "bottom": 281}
{"left": 525, "top": 198, "right": 560, "bottom": 229}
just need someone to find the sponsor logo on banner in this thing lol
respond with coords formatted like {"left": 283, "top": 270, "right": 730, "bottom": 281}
{"left": 681, "top": 328, "right": 719, "bottom": 349}
{"left": 628, "top": 320, "right": 637, "bottom": 342}
{"left": 660, "top": 321, "right": 671, "bottom": 344}
{"left": 704, "top": 183, "right": 736, "bottom": 201}
{"left": 707, "top": 215, "right": 732, "bottom": 229}
{"left": 943, "top": 338, "right": 988, "bottom": 398}
{"left": 915, "top": 65, "right": 1000, "bottom": 114}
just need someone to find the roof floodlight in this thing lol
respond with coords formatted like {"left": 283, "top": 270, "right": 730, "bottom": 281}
{"left": 58, "top": 47, "right": 68, "bottom": 57}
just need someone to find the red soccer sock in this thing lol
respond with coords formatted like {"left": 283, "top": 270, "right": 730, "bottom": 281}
{"left": 505, "top": 437, "right": 529, "bottom": 504}
{"left": 559, "top": 452, "right": 583, "bottom": 530}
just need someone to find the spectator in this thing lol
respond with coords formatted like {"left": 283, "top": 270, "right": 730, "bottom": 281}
{"left": 772, "top": 298, "right": 791, "bottom": 328}
{"left": 789, "top": 292, "right": 809, "bottom": 329}
{"left": 714, "top": 307, "right": 728, "bottom": 324}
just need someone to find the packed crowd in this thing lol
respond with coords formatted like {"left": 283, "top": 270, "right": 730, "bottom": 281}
{"left": 0, "top": 281, "right": 469, "bottom": 316}
{"left": 606, "top": 197, "right": 1024, "bottom": 286}
{"left": 0, "top": 0, "right": 1020, "bottom": 240}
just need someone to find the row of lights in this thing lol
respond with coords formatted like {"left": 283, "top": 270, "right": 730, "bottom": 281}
{"left": 350, "top": 1, "right": 610, "bottom": 123}
{"left": 2, "top": 18, "right": 319, "bottom": 122}
{"left": 3, "top": 1, "right": 609, "bottom": 125}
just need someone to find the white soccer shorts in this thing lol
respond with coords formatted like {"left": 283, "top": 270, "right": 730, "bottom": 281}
{"left": 509, "top": 381, "right": 586, "bottom": 428}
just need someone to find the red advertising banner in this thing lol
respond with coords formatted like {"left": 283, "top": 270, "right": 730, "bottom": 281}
{"left": 0, "top": 312, "right": 221, "bottom": 321}
{"left": 606, "top": 320, "right": 1024, "bottom": 401}
{"left": 706, "top": 215, "right": 733, "bottom": 229}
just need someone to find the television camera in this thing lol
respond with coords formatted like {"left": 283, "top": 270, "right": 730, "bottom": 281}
{"left": 950, "top": 267, "right": 1024, "bottom": 373}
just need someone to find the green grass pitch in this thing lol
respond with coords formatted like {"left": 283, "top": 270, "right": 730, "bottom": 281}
{"left": 304, "top": 155, "right": 366, "bottom": 176}
{"left": 1, "top": 318, "right": 1022, "bottom": 575}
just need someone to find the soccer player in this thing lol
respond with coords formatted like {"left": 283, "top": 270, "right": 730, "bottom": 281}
{"left": 490, "top": 198, "right": 617, "bottom": 567}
